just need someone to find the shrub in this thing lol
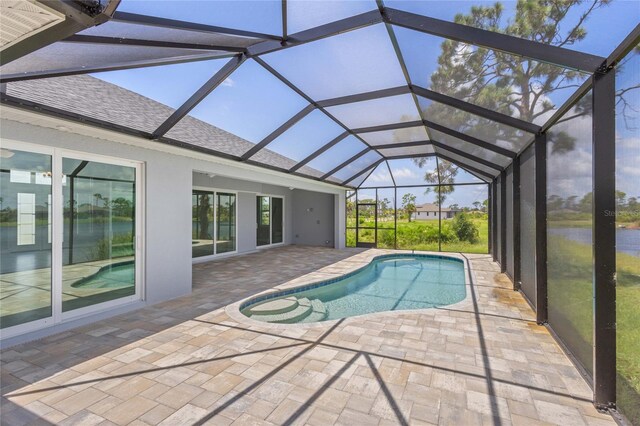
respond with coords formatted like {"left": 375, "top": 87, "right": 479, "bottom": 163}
{"left": 452, "top": 212, "right": 479, "bottom": 244}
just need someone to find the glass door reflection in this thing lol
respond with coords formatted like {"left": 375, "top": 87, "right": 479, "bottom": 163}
{"left": 216, "top": 193, "right": 236, "bottom": 254}
{"left": 192, "top": 191, "right": 214, "bottom": 258}
{"left": 257, "top": 196, "right": 271, "bottom": 246}
{"left": 256, "top": 195, "right": 284, "bottom": 247}
{"left": 62, "top": 158, "right": 136, "bottom": 312}
{"left": 0, "top": 149, "right": 53, "bottom": 329}
{"left": 271, "top": 197, "right": 283, "bottom": 244}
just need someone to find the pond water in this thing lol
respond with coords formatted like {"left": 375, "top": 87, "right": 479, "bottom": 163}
{"left": 549, "top": 227, "right": 640, "bottom": 257}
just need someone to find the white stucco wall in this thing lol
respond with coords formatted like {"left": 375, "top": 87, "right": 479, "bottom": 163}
{"left": 0, "top": 106, "right": 347, "bottom": 345}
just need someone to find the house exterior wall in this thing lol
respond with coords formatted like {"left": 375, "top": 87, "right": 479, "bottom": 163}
{"left": 0, "top": 107, "right": 345, "bottom": 345}
{"left": 412, "top": 210, "right": 457, "bottom": 220}
{"left": 291, "top": 190, "right": 335, "bottom": 247}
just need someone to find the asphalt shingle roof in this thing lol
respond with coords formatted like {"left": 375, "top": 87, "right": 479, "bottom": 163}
{"left": 6, "top": 75, "right": 330, "bottom": 178}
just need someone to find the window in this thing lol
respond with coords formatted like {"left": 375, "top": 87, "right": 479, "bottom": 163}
{"left": 257, "top": 195, "right": 284, "bottom": 247}
{"left": 192, "top": 190, "right": 237, "bottom": 258}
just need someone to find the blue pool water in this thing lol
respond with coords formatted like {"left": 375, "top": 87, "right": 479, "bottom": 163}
{"left": 241, "top": 254, "right": 466, "bottom": 324}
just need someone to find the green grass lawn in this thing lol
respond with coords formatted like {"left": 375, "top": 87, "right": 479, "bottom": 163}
{"left": 547, "top": 235, "right": 640, "bottom": 424}
{"left": 346, "top": 217, "right": 488, "bottom": 254}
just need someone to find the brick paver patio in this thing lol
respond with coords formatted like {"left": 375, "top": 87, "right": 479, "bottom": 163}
{"left": 0, "top": 246, "right": 614, "bottom": 425}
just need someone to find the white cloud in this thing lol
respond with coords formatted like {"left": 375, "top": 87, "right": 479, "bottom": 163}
{"left": 367, "top": 170, "right": 391, "bottom": 183}
{"left": 221, "top": 77, "right": 235, "bottom": 87}
{"left": 391, "top": 167, "right": 419, "bottom": 179}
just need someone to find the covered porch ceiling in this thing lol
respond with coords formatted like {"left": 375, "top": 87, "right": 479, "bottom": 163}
{"left": 1, "top": 0, "right": 638, "bottom": 188}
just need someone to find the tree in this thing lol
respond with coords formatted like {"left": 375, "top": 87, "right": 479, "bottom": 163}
{"left": 452, "top": 212, "right": 479, "bottom": 244}
{"left": 616, "top": 44, "right": 640, "bottom": 128}
{"left": 548, "top": 194, "right": 565, "bottom": 211}
{"left": 615, "top": 190, "right": 627, "bottom": 208}
{"left": 472, "top": 201, "right": 482, "bottom": 211}
{"left": 402, "top": 193, "right": 417, "bottom": 222}
{"left": 413, "top": 158, "right": 459, "bottom": 205}
{"left": 423, "top": 0, "right": 612, "bottom": 153}
{"left": 579, "top": 192, "right": 593, "bottom": 213}
{"left": 565, "top": 195, "right": 579, "bottom": 210}
{"left": 378, "top": 197, "right": 390, "bottom": 213}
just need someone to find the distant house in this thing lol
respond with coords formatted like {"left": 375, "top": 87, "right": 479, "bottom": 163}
{"left": 412, "top": 203, "right": 460, "bottom": 220}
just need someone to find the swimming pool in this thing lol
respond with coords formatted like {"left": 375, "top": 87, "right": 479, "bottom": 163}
{"left": 240, "top": 254, "right": 467, "bottom": 324}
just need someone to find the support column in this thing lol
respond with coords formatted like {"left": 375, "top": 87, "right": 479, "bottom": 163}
{"left": 534, "top": 132, "right": 547, "bottom": 325}
{"left": 500, "top": 170, "right": 507, "bottom": 272}
{"left": 487, "top": 184, "right": 493, "bottom": 254}
{"left": 334, "top": 192, "right": 346, "bottom": 249}
{"left": 492, "top": 180, "right": 498, "bottom": 262}
{"left": 592, "top": 69, "right": 616, "bottom": 410}
{"left": 513, "top": 156, "right": 521, "bottom": 291}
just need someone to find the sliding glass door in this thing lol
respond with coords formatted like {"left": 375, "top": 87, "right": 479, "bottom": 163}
{"left": 62, "top": 158, "right": 137, "bottom": 313}
{"left": 192, "top": 189, "right": 236, "bottom": 258}
{"left": 0, "top": 148, "right": 53, "bottom": 330}
{"left": 192, "top": 191, "right": 214, "bottom": 258}
{"left": 272, "top": 197, "right": 283, "bottom": 244}
{"left": 257, "top": 195, "right": 284, "bottom": 247}
{"left": 0, "top": 143, "right": 142, "bottom": 337}
{"left": 257, "top": 196, "right": 271, "bottom": 246}
{"left": 216, "top": 193, "right": 236, "bottom": 254}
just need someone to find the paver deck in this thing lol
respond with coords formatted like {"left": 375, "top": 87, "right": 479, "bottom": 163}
{"left": 0, "top": 246, "right": 614, "bottom": 425}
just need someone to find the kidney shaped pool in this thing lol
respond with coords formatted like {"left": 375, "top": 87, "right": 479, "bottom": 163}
{"left": 240, "top": 254, "right": 467, "bottom": 324}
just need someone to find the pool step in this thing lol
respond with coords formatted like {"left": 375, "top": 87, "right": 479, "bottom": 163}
{"left": 250, "top": 298, "right": 313, "bottom": 323}
{"left": 248, "top": 296, "right": 298, "bottom": 316}
{"left": 304, "top": 299, "right": 328, "bottom": 323}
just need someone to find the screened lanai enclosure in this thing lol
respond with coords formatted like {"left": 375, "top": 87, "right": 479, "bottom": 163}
{"left": 1, "top": 0, "right": 639, "bottom": 423}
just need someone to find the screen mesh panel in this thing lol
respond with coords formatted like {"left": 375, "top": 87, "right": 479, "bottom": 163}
{"left": 547, "top": 91, "right": 594, "bottom": 376}
{"left": 79, "top": 21, "right": 263, "bottom": 48}
{"left": 519, "top": 144, "right": 536, "bottom": 307}
{"left": 0, "top": 42, "right": 225, "bottom": 77}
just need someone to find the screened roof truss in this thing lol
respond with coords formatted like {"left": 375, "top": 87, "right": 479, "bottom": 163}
{"left": 1, "top": 1, "right": 638, "bottom": 189}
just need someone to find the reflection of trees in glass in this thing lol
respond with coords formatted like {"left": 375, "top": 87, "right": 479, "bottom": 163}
{"left": 197, "top": 194, "right": 211, "bottom": 240}
{"left": 111, "top": 197, "right": 133, "bottom": 217}
{"left": 423, "top": 0, "right": 609, "bottom": 147}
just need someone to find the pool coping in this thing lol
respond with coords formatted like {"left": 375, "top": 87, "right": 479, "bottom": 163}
{"left": 224, "top": 249, "right": 477, "bottom": 330}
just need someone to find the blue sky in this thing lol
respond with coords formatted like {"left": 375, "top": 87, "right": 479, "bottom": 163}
{"left": 93, "top": 0, "right": 639, "bottom": 187}
{"left": 357, "top": 158, "right": 488, "bottom": 208}
{"left": 116, "top": 0, "right": 639, "bottom": 56}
